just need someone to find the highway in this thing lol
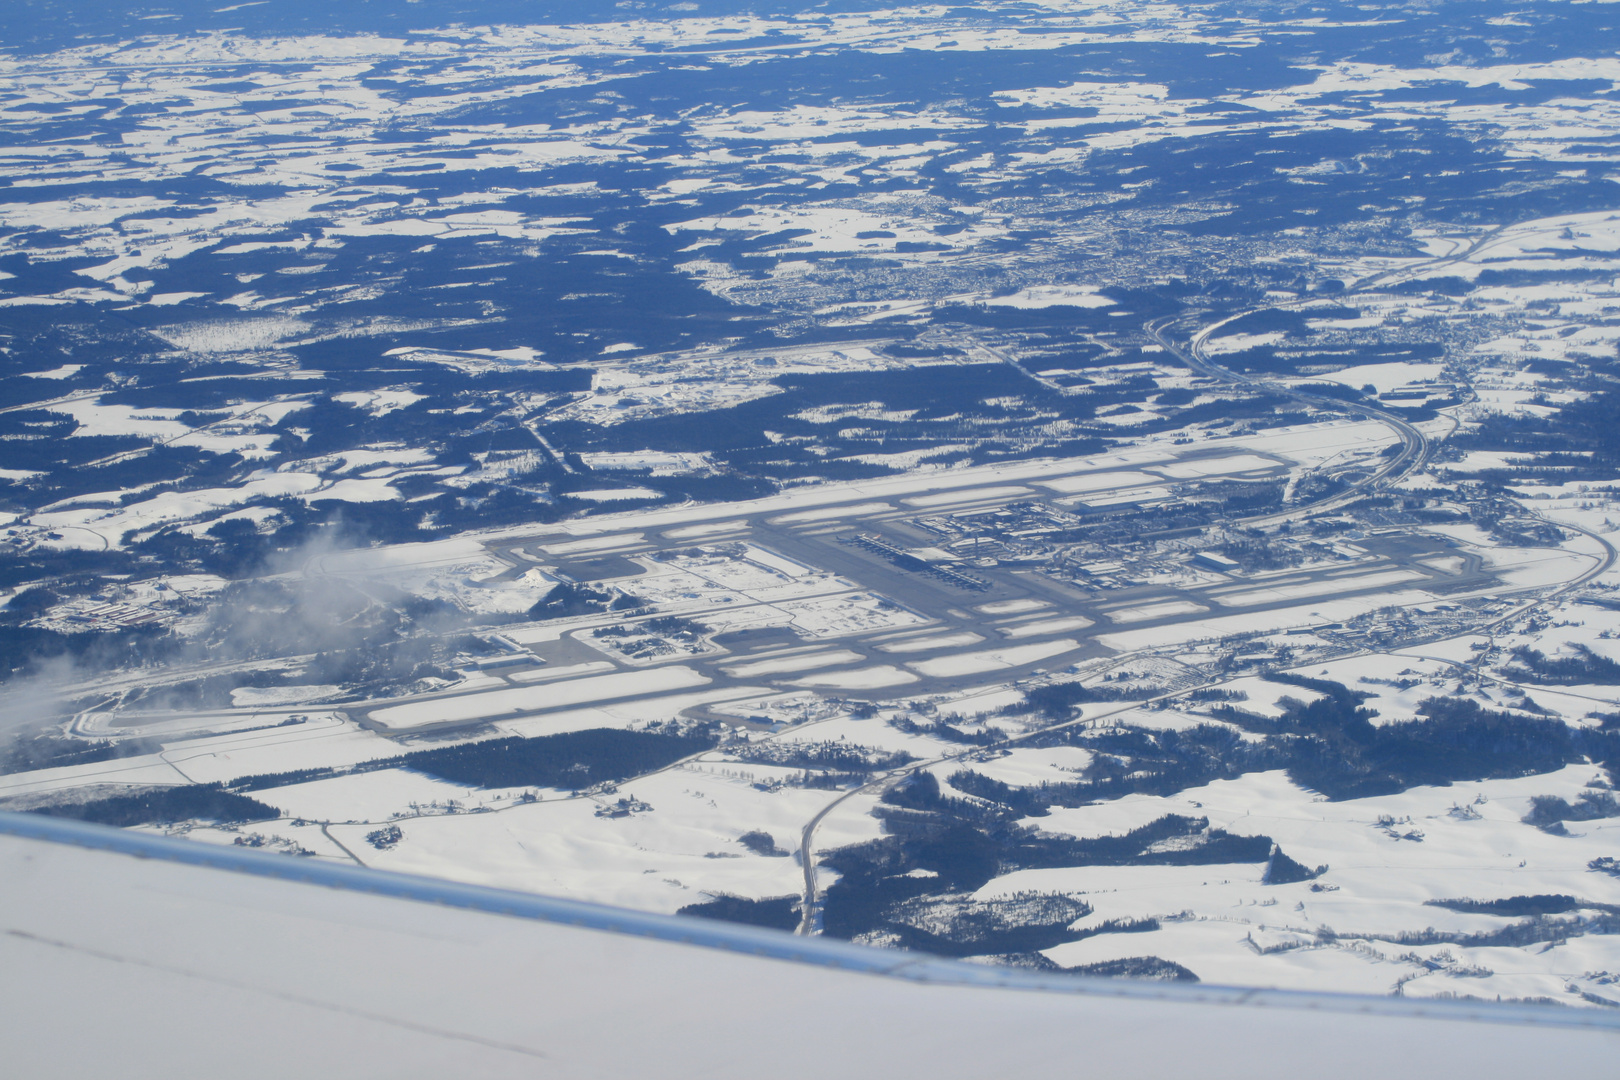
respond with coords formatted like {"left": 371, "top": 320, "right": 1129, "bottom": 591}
{"left": 1142, "top": 220, "right": 1546, "bottom": 526}
{"left": 793, "top": 220, "right": 1617, "bottom": 934}
{"left": 1143, "top": 313, "right": 1430, "bottom": 525}
{"left": 792, "top": 518, "right": 1616, "bottom": 935}
{"left": 14, "top": 215, "right": 1611, "bottom": 940}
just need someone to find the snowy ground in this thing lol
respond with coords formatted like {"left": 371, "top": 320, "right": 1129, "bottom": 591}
{"left": 983, "top": 767, "right": 1620, "bottom": 1007}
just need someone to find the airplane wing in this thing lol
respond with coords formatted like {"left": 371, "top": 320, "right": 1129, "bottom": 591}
{"left": 2, "top": 810, "right": 1614, "bottom": 1079}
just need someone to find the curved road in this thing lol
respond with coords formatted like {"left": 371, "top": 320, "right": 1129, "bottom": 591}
{"left": 796, "top": 517, "right": 1615, "bottom": 935}
{"left": 797, "top": 219, "right": 1615, "bottom": 934}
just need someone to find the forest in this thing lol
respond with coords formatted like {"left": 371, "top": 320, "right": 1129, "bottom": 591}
{"left": 800, "top": 674, "right": 1620, "bottom": 950}
{"left": 229, "top": 725, "right": 721, "bottom": 794}
{"left": 28, "top": 784, "right": 280, "bottom": 827}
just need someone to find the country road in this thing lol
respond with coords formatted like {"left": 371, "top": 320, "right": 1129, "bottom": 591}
{"left": 794, "top": 219, "right": 1617, "bottom": 935}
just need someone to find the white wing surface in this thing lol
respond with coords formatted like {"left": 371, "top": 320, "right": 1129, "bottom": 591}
{"left": 1, "top": 812, "right": 1614, "bottom": 1079}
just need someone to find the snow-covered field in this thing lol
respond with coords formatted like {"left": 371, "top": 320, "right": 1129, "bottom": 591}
{"left": 909, "top": 640, "right": 1082, "bottom": 677}
{"left": 368, "top": 666, "right": 712, "bottom": 730}
{"left": 987, "top": 767, "right": 1620, "bottom": 1007}
{"left": 7, "top": 0, "right": 1620, "bottom": 1012}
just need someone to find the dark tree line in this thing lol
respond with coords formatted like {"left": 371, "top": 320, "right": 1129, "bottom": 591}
{"left": 1502, "top": 644, "right": 1620, "bottom": 685}
{"left": 677, "top": 894, "right": 799, "bottom": 931}
{"left": 400, "top": 728, "right": 716, "bottom": 789}
{"left": 231, "top": 726, "right": 720, "bottom": 794}
{"left": 29, "top": 784, "right": 280, "bottom": 827}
